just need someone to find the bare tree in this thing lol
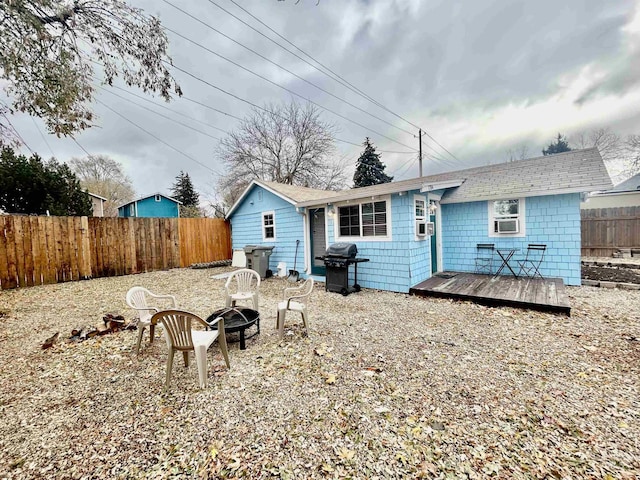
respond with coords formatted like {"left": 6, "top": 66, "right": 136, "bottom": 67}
{"left": 217, "top": 101, "right": 346, "bottom": 204}
{"left": 571, "top": 128, "right": 621, "bottom": 164}
{"left": 0, "top": 0, "right": 181, "bottom": 143}
{"left": 505, "top": 144, "right": 529, "bottom": 162}
{"left": 623, "top": 134, "right": 640, "bottom": 176}
{"left": 69, "top": 155, "right": 135, "bottom": 216}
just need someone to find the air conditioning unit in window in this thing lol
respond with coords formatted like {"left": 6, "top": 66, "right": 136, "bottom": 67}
{"left": 495, "top": 218, "right": 519, "bottom": 233}
{"left": 416, "top": 220, "right": 427, "bottom": 236}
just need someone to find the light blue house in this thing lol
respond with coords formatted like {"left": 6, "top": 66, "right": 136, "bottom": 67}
{"left": 226, "top": 148, "right": 612, "bottom": 291}
{"left": 118, "top": 193, "right": 182, "bottom": 218}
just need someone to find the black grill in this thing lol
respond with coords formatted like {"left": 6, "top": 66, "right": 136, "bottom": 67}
{"left": 316, "top": 243, "right": 369, "bottom": 296}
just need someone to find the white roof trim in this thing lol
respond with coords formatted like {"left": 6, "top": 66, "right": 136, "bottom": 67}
{"left": 87, "top": 192, "right": 107, "bottom": 201}
{"left": 225, "top": 180, "right": 297, "bottom": 219}
{"left": 420, "top": 179, "right": 464, "bottom": 192}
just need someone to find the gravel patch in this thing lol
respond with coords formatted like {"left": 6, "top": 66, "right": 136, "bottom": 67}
{"left": 0, "top": 268, "right": 639, "bottom": 479}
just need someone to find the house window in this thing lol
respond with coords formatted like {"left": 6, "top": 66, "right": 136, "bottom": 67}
{"left": 414, "top": 195, "right": 427, "bottom": 238}
{"left": 488, "top": 198, "right": 526, "bottom": 237}
{"left": 129, "top": 204, "right": 135, "bottom": 216}
{"left": 337, "top": 198, "right": 390, "bottom": 239}
{"left": 262, "top": 211, "right": 275, "bottom": 240}
{"left": 155, "top": 195, "right": 161, "bottom": 202}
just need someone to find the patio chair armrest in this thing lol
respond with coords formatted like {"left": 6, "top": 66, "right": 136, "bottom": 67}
{"left": 147, "top": 293, "right": 178, "bottom": 307}
{"left": 283, "top": 285, "right": 303, "bottom": 298}
{"left": 195, "top": 315, "right": 223, "bottom": 330}
{"left": 130, "top": 305, "right": 160, "bottom": 313}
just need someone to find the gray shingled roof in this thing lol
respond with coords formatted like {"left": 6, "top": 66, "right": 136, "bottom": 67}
{"left": 258, "top": 180, "right": 341, "bottom": 203}
{"left": 296, "top": 147, "right": 612, "bottom": 206}
{"left": 441, "top": 148, "right": 612, "bottom": 203}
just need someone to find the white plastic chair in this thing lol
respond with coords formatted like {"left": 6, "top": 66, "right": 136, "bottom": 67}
{"left": 126, "top": 286, "right": 177, "bottom": 354}
{"left": 276, "top": 278, "right": 314, "bottom": 338}
{"left": 224, "top": 269, "right": 261, "bottom": 310}
{"left": 151, "top": 310, "right": 230, "bottom": 391}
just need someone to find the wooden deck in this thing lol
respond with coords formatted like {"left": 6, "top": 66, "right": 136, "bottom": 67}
{"left": 410, "top": 272, "right": 571, "bottom": 315}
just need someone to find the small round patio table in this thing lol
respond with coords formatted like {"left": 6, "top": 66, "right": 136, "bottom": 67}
{"left": 205, "top": 307, "right": 260, "bottom": 350}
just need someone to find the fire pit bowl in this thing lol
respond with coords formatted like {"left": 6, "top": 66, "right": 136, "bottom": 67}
{"left": 205, "top": 307, "right": 260, "bottom": 350}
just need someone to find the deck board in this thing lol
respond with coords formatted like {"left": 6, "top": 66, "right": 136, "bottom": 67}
{"left": 410, "top": 272, "right": 571, "bottom": 315}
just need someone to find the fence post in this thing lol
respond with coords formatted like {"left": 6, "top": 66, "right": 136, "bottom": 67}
{"left": 80, "top": 216, "right": 92, "bottom": 279}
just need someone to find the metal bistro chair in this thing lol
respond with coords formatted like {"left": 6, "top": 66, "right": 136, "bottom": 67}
{"left": 517, "top": 244, "right": 547, "bottom": 278}
{"left": 474, "top": 244, "right": 495, "bottom": 275}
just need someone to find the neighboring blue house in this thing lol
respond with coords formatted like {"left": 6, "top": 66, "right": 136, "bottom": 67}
{"left": 226, "top": 148, "right": 612, "bottom": 291}
{"left": 118, "top": 193, "right": 182, "bottom": 218}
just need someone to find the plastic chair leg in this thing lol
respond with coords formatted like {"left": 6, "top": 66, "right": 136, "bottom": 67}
{"left": 224, "top": 296, "right": 232, "bottom": 308}
{"left": 165, "top": 349, "right": 175, "bottom": 391}
{"left": 277, "top": 308, "right": 286, "bottom": 338}
{"left": 218, "top": 334, "right": 230, "bottom": 369}
{"left": 253, "top": 293, "right": 259, "bottom": 310}
{"left": 301, "top": 308, "right": 308, "bottom": 333}
{"left": 194, "top": 344, "right": 208, "bottom": 388}
{"left": 149, "top": 324, "right": 155, "bottom": 344}
{"left": 135, "top": 326, "right": 145, "bottom": 354}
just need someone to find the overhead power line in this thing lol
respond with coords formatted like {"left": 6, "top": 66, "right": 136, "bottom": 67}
{"left": 164, "top": 61, "right": 415, "bottom": 154}
{"left": 95, "top": 98, "right": 222, "bottom": 177}
{"left": 161, "top": 26, "right": 417, "bottom": 152}
{"left": 161, "top": 0, "right": 415, "bottom": 138}
{"left": 97, "top": 86, "right": 224, "bottom": 140}
{"left": 220, "top": 0, "right": 460, "bottom": 163}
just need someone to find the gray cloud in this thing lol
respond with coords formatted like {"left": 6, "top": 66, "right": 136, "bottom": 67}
{"left": 10, "top": 0, "right": 640, "bottom": 196}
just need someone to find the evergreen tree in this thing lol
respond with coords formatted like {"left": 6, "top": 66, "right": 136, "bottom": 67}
{"left": 542, "top": 133, "right": 572, "bottom": 155}
{"left": 0, "top": 147, "right": 92, "bottom": 215}
{"left": 171, "top": 171, "right": 201, "bottom": 217}
{"left": 353, "top": 138, "right": 393, "bottom": 187}
{"left": 171, "top": 171, "right": 200, "bottom": 206}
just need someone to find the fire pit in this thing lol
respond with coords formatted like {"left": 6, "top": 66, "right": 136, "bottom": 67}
{"left": 205, "top": 307, "right": 260, "bottom": 350}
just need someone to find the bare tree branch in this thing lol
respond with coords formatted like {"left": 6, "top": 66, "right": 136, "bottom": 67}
{"left": 217, "top": 101, "right": 346, "bottom": 208}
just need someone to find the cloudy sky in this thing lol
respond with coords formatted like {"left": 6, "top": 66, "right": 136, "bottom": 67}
{"left": 8, "top": 0, "right": 640, "bottom": 205}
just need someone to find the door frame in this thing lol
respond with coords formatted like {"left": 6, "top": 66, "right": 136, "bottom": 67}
{"left": 309, "top": 207, "right": 326, "bottom": 275}
{"left": 428, "top": 194, "right": 443, "bottom": 274}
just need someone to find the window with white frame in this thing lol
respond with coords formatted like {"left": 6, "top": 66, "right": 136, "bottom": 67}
{"left": 414, "top": 195, "right": 427, "bottom": 238}
{"left": 129, "top": 204, "right": 135, "bottom": 216}
{"left": 338, "top": 199, "right": 389, "bottom": 239}
{"left": 155, "top": 194, "right": 161, "bottom": 202}
{"left": 262, "top": 211, "right": 275, "bottom": 240}
{"left": 488, "top": 198, "right": 525, "bottom": 237}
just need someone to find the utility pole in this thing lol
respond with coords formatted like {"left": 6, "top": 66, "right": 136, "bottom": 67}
{"left": 418, "top": 129, "right": 423, "bottom": 177}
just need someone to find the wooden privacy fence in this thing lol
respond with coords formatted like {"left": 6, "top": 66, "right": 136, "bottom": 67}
{"left": 0, "top": 216, "right": 231, "bottom": 290}
{"left": 581, "top": 206, "right": 640, "bottom": 257}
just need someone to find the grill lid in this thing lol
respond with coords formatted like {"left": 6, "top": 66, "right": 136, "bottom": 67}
{"left": 325, "top": 242, "right": 358, "bottom": 258}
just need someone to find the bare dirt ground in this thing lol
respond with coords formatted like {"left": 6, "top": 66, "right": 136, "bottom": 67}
{"left": 0, "top": 267, "right": 639, "bottom": 479}
{"left": 582, "top": 257, "right": 640, "bottom": 285}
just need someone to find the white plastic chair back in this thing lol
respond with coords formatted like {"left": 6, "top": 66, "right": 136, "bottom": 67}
{"left": 126, "top": 287, "right": 154, "bottom": 322}
{"left": 161, "top": 311, "right": 198, "bottom": 350}
{"left": 276, "top": 278, "right": 314, "bottom": 338}
{"left": 225, "top": 269, "right": 260, "bottom": 294}
{"left": 224, "top": 269, "right": 261, "bottom": 309}
{"left": 126, "top": 286, "right": 177, "bottom": 353}
{"left": 151, "top": 310, "right": 230, "bottom": 390}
